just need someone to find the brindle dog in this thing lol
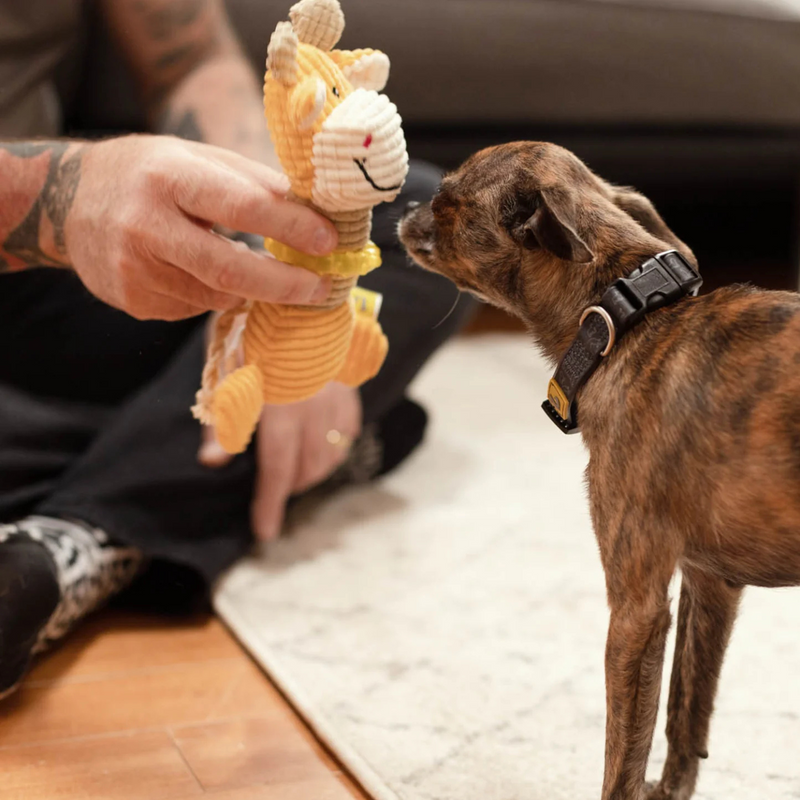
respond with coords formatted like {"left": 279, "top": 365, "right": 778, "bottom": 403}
{"left": 399, "top": 141, "right": 800, "bottom": 800}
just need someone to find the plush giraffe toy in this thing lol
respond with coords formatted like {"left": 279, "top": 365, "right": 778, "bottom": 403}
{"left": 193, "top": 0, "right": 409, "bottom": 454}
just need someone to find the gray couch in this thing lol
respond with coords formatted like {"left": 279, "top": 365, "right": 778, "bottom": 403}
{"left": 69, "top": 0, "right": 800, "bottom": 285}
{"left": 74, "top": 0, "right": 800, "bottom": 175}
{"left": 225, "top": 0, "right": 800, "bottom": 184}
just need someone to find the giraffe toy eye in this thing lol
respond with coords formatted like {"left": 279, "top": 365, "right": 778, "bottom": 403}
{"left": 332, "top": 86, "right": 340, "bottom": 97}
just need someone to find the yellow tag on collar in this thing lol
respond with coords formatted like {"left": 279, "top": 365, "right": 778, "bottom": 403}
{"left": 264, "top": 238, "right": 382, "bottom": 277}
{"left": 547, "top": 378, "right": 570, "bottom": 421}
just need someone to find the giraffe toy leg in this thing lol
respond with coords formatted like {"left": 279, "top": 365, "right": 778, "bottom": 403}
{"left": 336, "top": 314, "right": 388, "bottom": 387}
{"left": 211, "top": 365, "right": 264, "bottom": 454}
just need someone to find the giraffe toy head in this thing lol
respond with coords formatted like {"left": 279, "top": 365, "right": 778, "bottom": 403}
{"left": 264, "top": 0, "right": 408, "bottom": 214}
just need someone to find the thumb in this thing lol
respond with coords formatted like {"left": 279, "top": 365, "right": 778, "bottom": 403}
{"left": 198, "top": 424, "right": 235, "bottom": 468}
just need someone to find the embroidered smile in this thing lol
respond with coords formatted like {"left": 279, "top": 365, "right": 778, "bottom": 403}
{"left": 354, "top": 159, "right": 402, "bottom": 192}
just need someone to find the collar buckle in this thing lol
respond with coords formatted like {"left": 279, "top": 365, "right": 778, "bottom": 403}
{"left": 611, "top": 251, "right": 702, "bottom": 334}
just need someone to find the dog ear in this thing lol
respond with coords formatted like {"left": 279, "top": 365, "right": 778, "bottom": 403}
{"left": 614, "top": 188, "right": 699, "bottom": 267}
{"left": 521, "top": 187, "right": 594, "bottom": 264}
{"left": 613, "top": 188, "right": 693, "bottom": 255}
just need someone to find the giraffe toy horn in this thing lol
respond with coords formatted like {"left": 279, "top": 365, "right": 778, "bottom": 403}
{"left": 289, "top": 0, "right": 345, "bottom": 51}
{"left": 267, "top": 21, "right": 299, "bottom": 85}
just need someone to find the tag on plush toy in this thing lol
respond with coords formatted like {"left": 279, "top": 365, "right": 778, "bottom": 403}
{"left": 351, "top": 287, "right": 383, "bottom": 320}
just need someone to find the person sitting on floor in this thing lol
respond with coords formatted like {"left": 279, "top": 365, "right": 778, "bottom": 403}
{"left": 0, "top": 0, "right": 474, "bottom": 698}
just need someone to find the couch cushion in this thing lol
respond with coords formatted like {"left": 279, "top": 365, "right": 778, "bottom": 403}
{"left": 227, "top": 0, "right": 800, "bottom": 128}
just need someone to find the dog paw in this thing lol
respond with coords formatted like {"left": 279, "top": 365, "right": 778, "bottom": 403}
{"left": 643, "top": 781, "right": 670, "bottom": 800}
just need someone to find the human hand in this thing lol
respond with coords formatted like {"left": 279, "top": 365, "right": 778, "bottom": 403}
{"left": 198, "top": 382, "right": 362, "bottom": 541}
{"left": 64, "top": 135, "right": 338, "bottom": 320}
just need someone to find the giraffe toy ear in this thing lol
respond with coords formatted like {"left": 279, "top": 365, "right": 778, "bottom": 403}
{"left": 267, "top": 21, "right": 299, "bottom": 86}
{"left": 289, "top": 0, "right": 344, "bottom": 51}
{"left": 290, "top": 77, "right": 328, "bottom": 130}
{"left": 330, "top": 49, "right": 391, "bottom": 92}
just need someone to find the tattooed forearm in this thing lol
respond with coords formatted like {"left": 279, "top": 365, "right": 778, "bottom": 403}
{"left": 134, "top": 0, "right": 207, "bottom": 41}
{"left": 154, "top": 41, "right": 204, "bottom": 71}
{"left": 0, "top": 141, "right": 86, "bottom": 272}
{"left": 131, "top": 0, "right": 227, "bottom": 109}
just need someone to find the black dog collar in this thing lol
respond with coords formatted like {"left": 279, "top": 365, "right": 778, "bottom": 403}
{"left": 543, "top": 250, "right": 702, "bottom": 434}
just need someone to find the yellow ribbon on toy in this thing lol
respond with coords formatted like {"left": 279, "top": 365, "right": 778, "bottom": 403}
{"left": 264, "top": 238, "right": 382, "bottom": 277}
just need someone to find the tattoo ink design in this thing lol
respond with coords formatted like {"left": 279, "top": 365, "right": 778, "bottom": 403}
{"left": 136, "top": 0, "right": 219, "bottom": 96}
{"left": 158, "top": 108, "right": 204, "bottom": 142}
{"left": 154, "top": 42, "right": 203, "bottom": 71}
{"left": 44, "top": 149, "right": 84, "bottom": 257}
{"left": 134, "top": 0, "right": 208, "bottom": 41}
{"left": 0, "top": 142, "right": 85, "bottom": 272}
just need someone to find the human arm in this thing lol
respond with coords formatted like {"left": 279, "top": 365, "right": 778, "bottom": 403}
{"left": 0, "top": 136, "right": 337, "bottom": 318}
{"left": 101, "top": 0, "right": 278, "bottom": 166}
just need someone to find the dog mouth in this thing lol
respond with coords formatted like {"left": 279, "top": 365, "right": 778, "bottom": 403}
{"left": 354, "top": 159, "right": 403, "bottom": 192}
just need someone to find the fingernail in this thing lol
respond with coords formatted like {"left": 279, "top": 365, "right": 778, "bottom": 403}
{"left": 311, "top": 276, "right": 332, "bottom": 303}
{"left": 313, "top": 227, "right": 337, "bottom": 255}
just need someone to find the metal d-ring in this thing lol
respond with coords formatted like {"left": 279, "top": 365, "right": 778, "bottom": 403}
{"left": 579, "top": 306, "right": 616, "bottom": 357}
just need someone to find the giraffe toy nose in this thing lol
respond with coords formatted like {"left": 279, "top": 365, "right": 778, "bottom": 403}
{"left": 363, "top": 134, "right": 373, "bottom": 149}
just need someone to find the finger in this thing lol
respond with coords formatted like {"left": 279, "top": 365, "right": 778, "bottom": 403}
{"left": 124, "top": 291, "right": 208, "bottom": 322}
{"left": 164, "top": 223, "right": 332, "bottom": 305}
{"left": 197, "top": 424, "right": 235, "bottom": 468}
{"left": 334, "top": 381, "right": 364, "bottom": 440}
{"left": 172, "top": 159, "right": 337, "bottom": 256}
{"left": 143, "top": 261, "right": 244, "bottom": 313}
{"left": 295, "top": 395, "right": 350, "bottom": 493}
{"left": 252, "top": 425, "right": 300, "bottom": 542}
{"left": 296, "top": 430, "right": 338, "bottom": 494}
{"left": 198, "top": 144, "right": 292, "bottom": 195}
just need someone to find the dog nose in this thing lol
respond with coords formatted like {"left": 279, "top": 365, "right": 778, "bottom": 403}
{"left": 403, "top": 201, "right": 420, "bottom": 217}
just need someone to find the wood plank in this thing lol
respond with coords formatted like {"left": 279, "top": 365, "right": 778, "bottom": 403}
{"left": 168, "top": 776, "right": 360, "bottom": 800}
{"left": 28, "top": 612, "right": 242, "bottom": 684}
{"left": 2, "top": 612, "right": 368, "bottom": 800}
{"left": 210, "top": 658, "right": 301, "bottom": 721}
{"left": 0, "top": 659, "right": 245, "bottom": 747}
{"left": 170, "top": 717, "right": 336, "bottom": 792}
{"left": 206, "top": 658, "right": 345, "bottom": 773}
{"left": 0, "top": 731, "right": 202, "bottom": 800}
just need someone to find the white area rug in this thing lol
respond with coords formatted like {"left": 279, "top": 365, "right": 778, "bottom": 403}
{"left": 214, "top": 335, "right": 800, "bottom": 800}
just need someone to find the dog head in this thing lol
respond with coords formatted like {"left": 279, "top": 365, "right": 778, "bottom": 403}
{"left": 399, "top": 142, "right": 695, "bottom": 355}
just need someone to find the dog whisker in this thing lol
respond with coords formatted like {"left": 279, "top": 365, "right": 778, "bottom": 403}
{"left": 432, "top": 289, "right": 461, "bottom": 330}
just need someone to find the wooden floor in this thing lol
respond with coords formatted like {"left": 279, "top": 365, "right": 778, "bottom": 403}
{"left": 0, "top": 308, "right": 517, "bottom": 799}
{"left": 0, "top": 610, "right": 366, "bottom": 800}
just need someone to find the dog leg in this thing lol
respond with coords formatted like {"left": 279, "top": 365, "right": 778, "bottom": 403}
{"left": 601, "top": 573, "right": 674, "bottom": 800}
{"left": 645, "top": 567, "right": 742, "bottom": 800}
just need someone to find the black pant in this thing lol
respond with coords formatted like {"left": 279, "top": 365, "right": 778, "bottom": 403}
{"left": 0, "top": 162, "right": 474, "bottom": 586}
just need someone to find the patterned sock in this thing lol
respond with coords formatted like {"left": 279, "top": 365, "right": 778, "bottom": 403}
{"left": 0, "top": 516, "right": 143, "bottom": 691}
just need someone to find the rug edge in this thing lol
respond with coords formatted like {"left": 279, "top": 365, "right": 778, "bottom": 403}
{"left": 213, "top": 588, "right": 403, "bottom": 800}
